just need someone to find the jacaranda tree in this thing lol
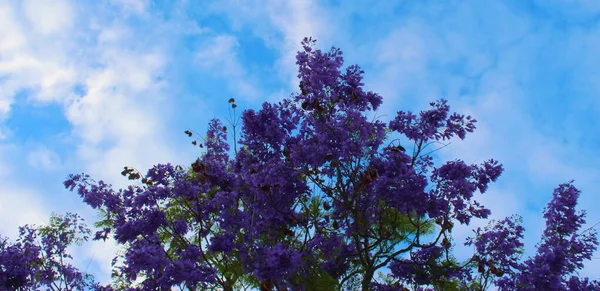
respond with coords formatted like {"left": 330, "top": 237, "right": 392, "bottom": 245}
{"left": 0, "top": 213, "right": 100, "bottom": 291}
{"left": 1, "top": 38, "right": 598, "bottom": 291}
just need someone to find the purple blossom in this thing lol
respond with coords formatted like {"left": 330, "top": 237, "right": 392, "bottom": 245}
{"left": 389, "top": 99, "right": 476, "bottom": 143}
{"left": 0, "top": 213, "right": 97, "bottom": 290}
{"left": 466, "top": 215, "right": 525, "bottom": 289}
{"left": 496, "top": 182, "right": 599, "bottom": 290}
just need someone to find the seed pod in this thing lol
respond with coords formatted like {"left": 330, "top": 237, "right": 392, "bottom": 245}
{"left": 441, "top": 237, "right": 451, "bottom": 249}
{"left": 192, "top": 159, "right": 205, "bottom": 173}
{"left": 260, "top": 280, "right": 273, "bottom": 291}
{"left": 301, "top": 101, "right": 310, "bottom": 110}
{"left": 325, "top": 153, "right": 334, "bottom": 161}
{"left": 478, "top": 261, "right": 485, "bottom": 273}
{"left": 442, "top": 219, "right": 454, "bottom": 232}
{"left": 283, "top": 228, "right": 294, "bottom": 237}
{"left": 299, "top": 81, "right": 309, "bottom": 96}
{"left": 391, "top": 145, "right": 406, "bottom": 152}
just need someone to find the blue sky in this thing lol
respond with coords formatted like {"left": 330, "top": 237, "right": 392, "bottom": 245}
{"left": 1, "top": 0, "right": 599, "bottom": 286}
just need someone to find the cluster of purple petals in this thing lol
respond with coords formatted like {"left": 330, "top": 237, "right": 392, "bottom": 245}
{"left": 389, "top": 99, "right": 476, "bottom": 143}
{"left": 388, "top": 246, "right": 468, "bottom": 288}
{"left": 495, "top": 182, "right": 599, "bottom": 290}
{"left": 306, "top": 234, "right": 355, "bottom": 280}
{"left": 65, "top": 163, "right": 221, "bottom": 289}
{"left": 0, "top": 213, "right": 96, "bottom": 290}
{"left": 427, "top": 159, "right": 502, "bottom": 225}
{"left": 0, "top": 228, "right": 42, "bottom": 290}
{"left": 465, "top": 215, "right": 524, "bottom": 288}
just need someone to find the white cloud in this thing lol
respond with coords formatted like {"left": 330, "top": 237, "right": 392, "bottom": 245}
{"left": 73, "top": 238, "right": 120, "bottom": 284}
{"left": 62, "top": 43, "right": 174, "bottom": 288}
{"left": 0, "top": 2, "right": 26, "bottom": 117}
{"left": 110, "top": 0, "right": 149, "bottom": 15}
{"left": 0, "top": 2, "right": 79, "bottom": 106}
{"left": 0, "top": 3, "right": 26, "bottom": 52}
{"left": 195, "top": 34, "right": 261, "bottom": 100}
{"left": 0, "top": 183, "right": 48, "bottom": 239}
{"left": 56, "top": 36, "right": 176, "bottom": 193}
{"left": 0, "top": 127, "right": 8, "bottom": 141}
{"left": 0, "top": 1, "right": 184, "bottom": 283}
{"left": 265, "top": 0, "right": 329, "bottom": 88}
{"left": 27, "top": 146, "right": 61, "bottom": 171}
{"left": 195, "top": 35, "right": 238, "bottom": 68}
{"left": 370, "top": 24, "right": 432, "bottom": 105}
{"left": 10, "top": 64, "right": 78, "bottom": 104}
{"left": 93, "top": 19, "right": 132, "bottom": 45}
{"left": 22, "top": 0, "right": 74, "bottom": 35}
{"left": 0, "top": 99, "right": 11, "bottom": 118}
{"left": 208, "top": 0, "right": 331, "bottom": 92}
{"left": 376, "top": 27, "right": 427, "bottom": 64}
{"left": 0, "top": 147, "right": 12, "bottom": 181}
{"left": 0, "top": 145, "right": 50, "bottom": 240}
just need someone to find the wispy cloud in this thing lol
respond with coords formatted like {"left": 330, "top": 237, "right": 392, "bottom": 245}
{"left": 195, "top": 34, "right": 262, "bottom": 100}
{"left": 208, "top": 0, "right": 332, "bottom": 92}
{"left": 22, "top": 0, "right": 74, "bottom": 34}
{"left": 27, "top": 145, "right": 61, "bottom": 171}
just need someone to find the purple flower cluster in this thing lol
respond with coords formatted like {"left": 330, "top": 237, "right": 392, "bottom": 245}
{"left": 65, "top": 163, "right": 220, "bottom": 290}
{"left": 465, "top": 215, "right": 525, "bottom": 289}
{"left": 494, "top": 182, "right": 599, "bottom": 290}
{"left": 389, "top": 99, "right": 476, "bottom": 142}
{"left": 0, "top": 213, "right": 97, "bottom": 290}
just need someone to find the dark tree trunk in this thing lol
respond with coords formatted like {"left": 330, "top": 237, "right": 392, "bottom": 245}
{"left": 361, "top": 268, "right": 374, "bottom": 291}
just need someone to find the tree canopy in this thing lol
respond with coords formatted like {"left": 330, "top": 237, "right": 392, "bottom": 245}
{"left": 1, "top": 38, "right": 599, "bottom": 291}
